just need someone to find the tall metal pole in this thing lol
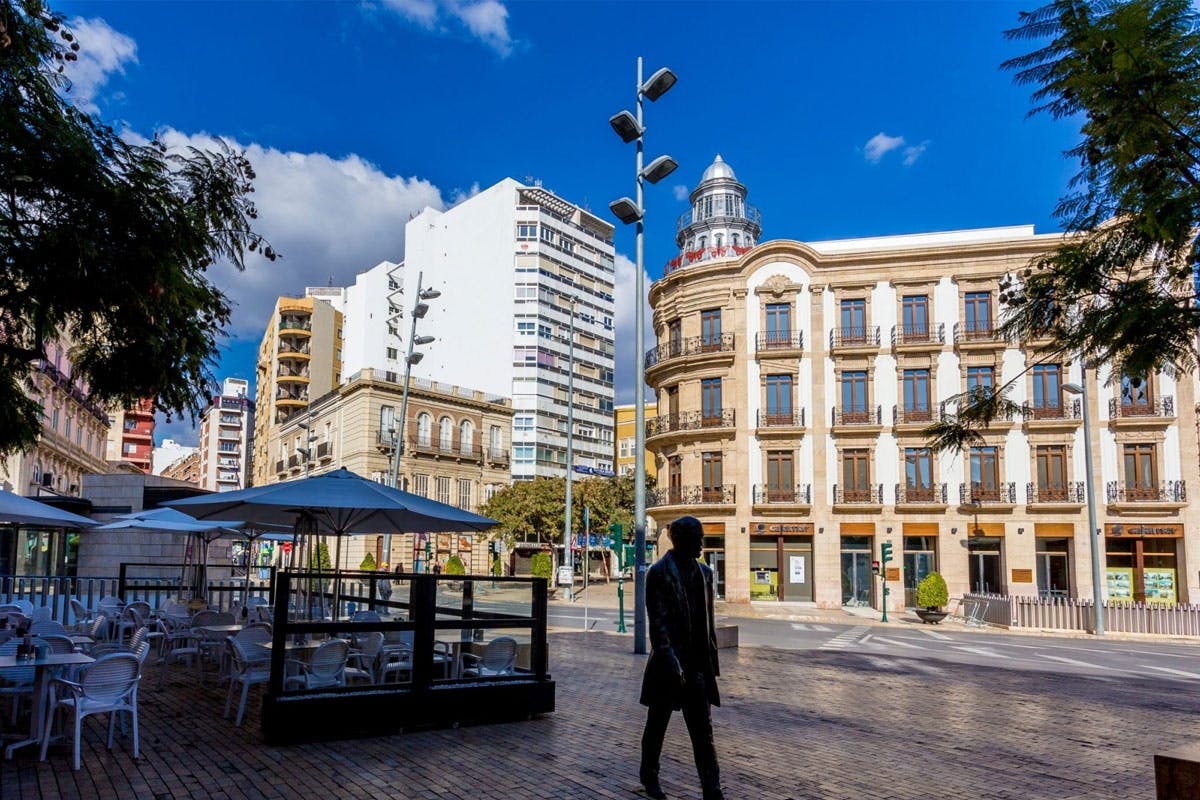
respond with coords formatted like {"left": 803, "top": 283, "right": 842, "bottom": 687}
{"left": 385, "top": 270, "right": 426, "bottom": 566}
{"left": 563, "top": 298, "right": 576, "bottom": 601}
{"left": 1079, "top": 361, "right": 1106, "bottom": 635}
{"left": 632, "top": 56, "right": 649, "bottom": 655}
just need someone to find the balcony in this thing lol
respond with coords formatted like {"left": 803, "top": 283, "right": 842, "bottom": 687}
{"left": 895, "top": 483, "right": 948, "bottom": 507}
{"left": 644, "top": 333, "right": 736, "bottom": 370}
{"left": 275, "top": 460, "right": 285, "bottom": 474}
{"left": 317, "top": 441, "right": 332, "bottom": 460}
{"left": 647, "top": 485, "right": 736, "bottom": 509}
{"left": 959, "top": 482, "right": 1017, "bottom": 505}
{"left": 487, "top": 448, "right": 511, "bottom": 466}
{"left": 892, "top": 405, "right": 942, "bottom": 427}
{"left": 279, "top": 319, "right": 312, "bottom": 333}
{"left": 1105, "top": 480, "right": 1187, "bottom": 510}
{"left": 645, "top": 409, "right": 736, "bottom": 440}
{"left": 829, "top": 326, "right": 881, "bottom": 351}
{"left": 1107, "top": 397, "right": 1175, "bottom": 424}
{"left": 833, "top": 484, "right": 884, "bottom": 508}
{"left": 1026, "top": 482, "right": 1085, "bottom": 507}
{"left": 1022, "top": 399, "right": 1082, "bottom": 430}
{"left": 752, "top": 485, "right": 812, "bottom": 509}
{"left": 406, "top": 436, "right": 485, "bottom": 463}
{"left": 891, "top": 323, "right": 945, "bottom": 350}
{"left": 831, "top": 405, "right": 882, "bottom": 432}
{"left": 755, "top": 331, "right": 803, "bottom": 354}
{"left": 287, "top": 454, "right": 300, "bottom": 470}
{"left": 755, "top": 408, "right": 806, "bottom": 435}
{"left": 953, "top": 322, "right": 1007, "bottom": 347}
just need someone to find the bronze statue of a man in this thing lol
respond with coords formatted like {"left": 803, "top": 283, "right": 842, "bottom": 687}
{"left": 639, "top": 515, "right": 723, "bottom": 800}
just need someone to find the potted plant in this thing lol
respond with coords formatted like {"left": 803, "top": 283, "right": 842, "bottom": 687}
{"left": 359, "top": 552, "right": 377, "bottom": 571}
{"left": 914, "top": 572, "right": 949, "bottom": 624}
{"left": 530, "top": 551, "right": 554, "bottom": 597}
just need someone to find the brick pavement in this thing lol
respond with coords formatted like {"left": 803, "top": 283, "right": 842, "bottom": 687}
{"left": 2, "top": 631, "right": 1194, "bottom": 799}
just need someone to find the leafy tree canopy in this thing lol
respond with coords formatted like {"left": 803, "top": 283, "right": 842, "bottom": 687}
{"left": 0, "top": 0, "right": 275, "bottom": 456}
{"left": 926, "top": 0, "right": 1200, "bottom": 453}
{"left": 479, "top": 473, "right": 650, "bottom": 546}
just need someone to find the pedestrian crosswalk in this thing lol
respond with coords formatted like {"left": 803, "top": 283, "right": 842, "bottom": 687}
{"left": 819, "top": 625, "right": 870, "bottom": 650}
{"left": 791, "top": 623, "right": 834, "bottom": 632}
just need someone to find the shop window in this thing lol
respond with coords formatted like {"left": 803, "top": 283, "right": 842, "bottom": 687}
{"left": 840, "top": 536, "right": 873, "bottom": 606}
{"left": 1036, "top": 538, "right": 1070, "bottom": 598}
{"left": 968, "top": 537, "right": 1004, "bottom": 594}
{"left": 903, "top": 537, "right": 937, "bottom": 607}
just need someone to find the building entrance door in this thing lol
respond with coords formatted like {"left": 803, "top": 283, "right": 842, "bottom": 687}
{"left": 781, "top": 544, "right": 812, "bottom": 601}
{"left": 707, "top": 551, "right": 725, "bottom": 599}
{"left": 968, "top": 536, "right": 1003, "bottom": 594}
{"left": 840, "top": 536, "right": 873, "bottom": 606}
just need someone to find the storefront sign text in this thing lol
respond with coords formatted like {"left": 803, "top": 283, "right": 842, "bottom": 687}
{"left": 1106, "top": 524, "right": 1183, "bottom": 538}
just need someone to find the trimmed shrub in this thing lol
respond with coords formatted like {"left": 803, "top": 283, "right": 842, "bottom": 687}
{"left": 915, "top": 572, "right": 949, "bottom": 610}
{"left": 445, "top": 554, "right": 466, "bottom": 576}
{"left": 359, "top": 552, "right": 377, "bottom": 571}
{"left": 530, "top": 551, "right": 553, "bottom": 583}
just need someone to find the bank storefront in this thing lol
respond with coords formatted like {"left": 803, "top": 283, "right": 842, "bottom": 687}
{"left": 1104, "top": 523, "right": 1183, "bottom": 604}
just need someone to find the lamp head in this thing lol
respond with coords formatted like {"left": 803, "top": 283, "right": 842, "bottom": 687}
{"left": 609, "top": 197, "right": 642, "bottom": 225}
{"left": 419, "top": 288, "right": 441, "bottom": 300}
{"left": 609, "top": 110, "right": 642, "bottom": 143}
{"left": 406, "top": 352, "right": 425, "bottom": 365}
{"left": 641, "top": 66, "right": 677, "bottom": 102}
{"left": 413, "top": 302, "right": 429, "bottom": 319}
{"left": 413, "top": 335, "right": 435, "bottom": 346}
{"left": 1062, "top": 382, "right": 1083, "bottom": 395}
{"left": 642, "top": 154, "right": 678, "bottom": 185}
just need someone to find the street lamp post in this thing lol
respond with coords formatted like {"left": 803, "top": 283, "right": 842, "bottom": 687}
{"left": 1063, "top": 364, "right": 1106, "bottom": 636}
{"left": 562, "top": 297, "right": 577, "bottom": 601}
{"left": 609, "top": 57, "right": 678, "bottom": 655}
{"left": 384, "top": 270, "right": 441, "bottom": 567}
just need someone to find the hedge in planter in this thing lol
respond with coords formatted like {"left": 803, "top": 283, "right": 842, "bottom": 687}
{"left": 445, "top": 554, "right": 466, "bottom": 576}
{"left": 530, "top": 551, "right": 552, "bottom": 583}
{"left": 915, "top": 572, "right": 949, "bottom": 610}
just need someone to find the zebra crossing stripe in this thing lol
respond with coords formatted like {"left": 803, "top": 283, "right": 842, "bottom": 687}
{"left": 819, "top": 625, "right": 870, "bottom": 650}
{"left": 918, "top": 628, "right": 952, "bottom": 641}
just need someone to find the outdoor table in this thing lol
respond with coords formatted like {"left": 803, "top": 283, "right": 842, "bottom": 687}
{"left": 1, "top": 651, "right": 94, "bottom": 759}
{"left": 68, "top": 635, "right": 93, "bottom": 651}
{"left": 193, "top": 624, "right": 244, "bottom": 637}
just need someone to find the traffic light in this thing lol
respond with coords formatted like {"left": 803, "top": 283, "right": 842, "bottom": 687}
{"left": 871, "top": 560, "right": 881, "bottom": 575}
{"left": 880, "top": 541, "right": 894, "bottom": 565}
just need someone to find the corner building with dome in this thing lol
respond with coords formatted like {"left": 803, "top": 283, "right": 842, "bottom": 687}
{"left": 646, "top": 155, "right": 1200, "bottom": 612}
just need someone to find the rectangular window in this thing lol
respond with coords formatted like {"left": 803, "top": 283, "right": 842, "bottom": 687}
{"left": 1031, "top": 364, "right": 1062, "bottom": 416}
{"left": 766, "top": 451, "right": 794, "bottom": 501}
{"left": 619, "top": 438, "right": 631, "bottom": 458}
{"left": 840, "top": 298, "right": 867, "bottom": 342}
{"left": 515, "top": 284, "right": 538, "bottom": 301}
{"left": 64, "top": 418, "right": 71, "bottom": 439}
{"left": 513, "top": 414, "right": 535, "bottom": 433}
{"left": 841, "top": 449, "right": 871, "bottom": 500}
{"left": 904, "top": 448, "right": 934, "bottom": 500}
{"left": 386, "top": 347, "right": 398, "bottom": 360}
{"left": 765, "top": 374, "right": 793, "bottom": 423}
{"left": 513, "top": 445, "right": 535, "bottom": 462}
{"left": 1036, "top": 445, "right": 1068, "bottom": 500}
{"left": 513, "top": 347, "right": 537, "bottom": 364}
{"left": 1123, "top": 443, "right": 1157, "bottom": 498}
{"left": 379, "top": 405, "right": 395, "bottom": 440}
{"left": 516, "top": 321, "right": 535, "bottom": 336}
{"left": 701, "top": 378, "right": 722, "bottom": 424}
{"left": 1120, "top": 373, "right": 1153, "bottom": 412}
{"left": 436, "top": 477, "right": 452, "bottom": 505}
{"left": 517, "top": 223, "right": 537, "bottom": 239}
{"left": 966, "top": 366, "right": 994, "bottom": 400}
{"left": 666, "top": 319, "right": 682, "bottom": 354}
{"left": 902, "top": 369, "right": 931, "bottom": 421}
{"left": 457, "top": 479, "right": 472, "bottom": 510}
{"left": 700, "top": 309, "right": 722, "bottom": 350}
{"left": 969, "top": 446, "right": 999, "bottom": 500}
{"left": 412, "top": 474, "right": 429, "bottom": 498}
{"left": 902, "top": 295, "right": 930, "bottom": 339}
{"left": 840, "top": 370, "right": 868, "bottom": 421}
{"left": 540, "top": 227, "right": 554, "bottom": 243}
{"left": 765, "top": 303, "right": 791, "bottom": 346}
{"left": 701, "top": 452, "right": 723, "bottom": 502}
{"left": 964, "top": 291, "right": 992, "bottom": 336}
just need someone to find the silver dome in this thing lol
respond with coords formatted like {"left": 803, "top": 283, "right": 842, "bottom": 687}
{"left": 700, "top": 154, "right": 736, "bottom": 182}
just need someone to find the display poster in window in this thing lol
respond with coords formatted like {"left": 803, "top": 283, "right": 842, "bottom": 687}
{"left": 1143, "top": 568, "right": 1177, "bottom": 604}
{"left": 1106, "top": 567, "right": 1134, "bottom": 602}
{"left": 789, "top": 556, "right": 805, "bottom": 583}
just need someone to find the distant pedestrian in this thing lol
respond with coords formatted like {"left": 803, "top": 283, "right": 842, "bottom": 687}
{"left": 639, "top": 515, "right": 723, "bottom": 800}
{"left": 432, "top": 562, "right": 442, "bottom": 575}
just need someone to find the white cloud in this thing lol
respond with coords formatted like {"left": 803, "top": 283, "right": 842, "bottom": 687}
{"left": 903, "top": 141, "right": 929, "bottom": 166}
{"left": 612, "top": 253, "right": 655, "bottom": 405}
{"left": 381, "top": 0, "right": 514, "bottom": 56}
{"left": 863, "top": 132, "right": 905, "bottom": 164}
{"left": 62, "top": 16, "right": 138, "bottom": 114}
{"left": 673, "top": 184, "right": 689, "bottom": 202}
{"left": 449, "top": 181, "right": 482, "bottom": 206}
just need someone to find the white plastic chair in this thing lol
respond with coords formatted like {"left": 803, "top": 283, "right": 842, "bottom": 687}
{"left": 39, "top": 652, "right": 141, "bottom": 770}
{"left": 345, "top": 632, "right": 385, "bottom": 685}
{"left": 30, "top": 607, "right": 53, "bottom": 624}
{"left": 461, "top": 636, "right": 518, "bottom": 677}
{"left": 224, "top": 636, "right": 270, "bottom": 727}
{"left": 31, "top": 620, "right": 69, "bottom": 637}
{"left": 69, "top": 598, "right": 94, "bottom": 633}
{"left": 0, "top": 639, "right": 35, "bottom": 725}
{"left": 284, "top": 639, "right": 348, "bottom": 690}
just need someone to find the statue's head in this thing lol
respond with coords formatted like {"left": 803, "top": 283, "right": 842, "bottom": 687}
{"left": 669, "top": 515, "right": 704, "bottom": 560}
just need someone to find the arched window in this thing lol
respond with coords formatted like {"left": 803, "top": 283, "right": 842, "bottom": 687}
{"left": 714, "top": 234, "right": 723, "bottom": 249}
{"left": 698, "top": 235, "right": 707, "bottom": 250}
{"left": 439, "top": 416, "right": 453, "bottom": 451}
{"left": 731, "top": 233, "right": 740, "bottom": 247}
{"left": 459, "top": 420, "right": 474, "bottom": 454}
{"left": 417, "top": 413, "right": 432, "bottom": 447}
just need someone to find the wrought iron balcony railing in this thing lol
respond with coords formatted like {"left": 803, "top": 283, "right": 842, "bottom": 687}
{"left": 959, "top": 482, "right": 1017, "bottom": 504}
{"left": 1107, "top": 396, "right": 1175, "bottom": 419}
{"left": 755, "top": 331, "right": 804, "bottom": 352}
{"left": 1105, "top": 480, "right": 1186, "bottom": 503}
{"left": 647, "top": 485, "right": 736, "bottom": 508}
{"left": 1026, "top": 482, "right": 1085, "bottom": 504}
{"left": 645, "top": 409, "right": 736, "bottom": 437}
{"left": 757, "top": 409, "right": 806, "bottom": 428}
{"left": 953, "top": 321, "right": 1007, "bottom": 344}
{"left": 487, "top": 448, "right": 510, "bottom": 464}
{"left": 275, "top": 460, "right": 285, "bottom": 474}
{"left": 1022, "top": 399, "right": 1082, "bottom": 420}
{"left": 892, "top": 405, "right": 942, "bottom": 425}
{"left": 833, "top": 484, "right": 883, "bottom": 504}
{"left": 829, "top": 326, "right": 881, "bottom": 348}
{"left": 895, "top": 483, "right": 948, "bottom": 504}
{"left": 832, "top": 405, "right": 882, "bottom": 426}
{"left": 644, "top": 334, "right": 736, "bottom": 368}
{"left": 891, "top": 323, "right": 945, "bottom": 346}
{"left": 752, "top": 485, "right": 812, "bottom": 504}
{"left": 316, "top": 442, "right": 331, "bottom": 460}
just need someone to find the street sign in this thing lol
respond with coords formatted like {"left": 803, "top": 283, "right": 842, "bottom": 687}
{"left": 557, "top": 565, "right": 573, "bottom": 586}
{"left": 572, "top": 465, "right": 616, "bottom": 478}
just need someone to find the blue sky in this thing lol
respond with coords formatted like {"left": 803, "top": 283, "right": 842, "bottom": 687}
{"left": 55, "top": 0, "right": 1079, "bottom": 447}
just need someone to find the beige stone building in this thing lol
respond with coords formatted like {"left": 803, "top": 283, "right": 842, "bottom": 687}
{"left": 262, "top": 368, "right": 512, "bottom": 575}
{"left": 160, "top": 451, "right": 201, "bottom": 486}
{"left": 614, "top": 403, "right": 658, "bottom": 482}
{"left": 647, "top": 156, "right": 1200, "bottom": 611}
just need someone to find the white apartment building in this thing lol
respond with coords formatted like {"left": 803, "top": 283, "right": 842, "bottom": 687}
{"left": 198, "top": 377, "right": 255, "bottom": 492}
{"left": 152, "top": 439, "right": 197, "bottom": 476}
{"left": 306, "top": 261, "right": 406, "bottom": 385}
{"left": 401, "top": 179, "right": 617, "bottom": 480}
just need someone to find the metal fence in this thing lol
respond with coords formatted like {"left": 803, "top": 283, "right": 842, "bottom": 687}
{"left": 962, "top": 592, "right": 1200, "bottom": 635}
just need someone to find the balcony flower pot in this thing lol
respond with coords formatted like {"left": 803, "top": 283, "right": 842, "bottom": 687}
{"left": 914, "top": 571, "right": 949, "bottom": 625}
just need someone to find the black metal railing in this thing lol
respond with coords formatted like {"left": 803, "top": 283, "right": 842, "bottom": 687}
{"left": 757, "top": 409, "right": 806, "bottom": 427}
{"left": 487, "top": 448, "right": 510, "bottom": 464}
{"left": 647, "top": 485, "right": 737, "bottom": 507}
{"left": 829, "top": 326, "right": 881, "bottom": 348}
{"left": 959, "top": 482, "right": 1017, "bottom": 504}
{"left": 895, "top": 483, "right": 947, "bottom": 504}
{"left": 644, "top": 333, "right": 736, "bottom": 367}
{"left": 1026, "top": 482, "right": 1085, "bottom": 504}
{"left": 893, "top": 405, "right": 941, "bottom": 425}
{"left": 645, "top": 409, "right": 736, "bottom": 437}
{"left": 953, "top": 321, "right": 1006, "bottom": 343}
{"left": 832, "top": 405, "right": 882, "bottom": 426}
{"left": 1022, "top": 399, "right": 1082, "bottom": 420}
{"left": 755, "top": 331, "right": 804, "bottom": 352}
{"left": 275, "top": 460, "right": 285, "bottom": 474}
{"left": 1105, "top": 480, "right": 1186, "bottom": 503}
{"left": 752, "top": 485, "right": 812, "bottom": 504}
{"left": 833, "top": 484, "right": 883, "bottom": 504}
{"left": 891, "top": 323, "right": 945, "bottom": 346}
{"left": 1108, "top": 396, "right": 1175, "bottom": 419}
{"left": 317, "top": 442, "right": 331, "bottom": 459}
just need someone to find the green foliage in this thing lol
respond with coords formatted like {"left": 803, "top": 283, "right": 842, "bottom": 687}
{"left": 479, "top": 473, "right": 652, "bottom": 545}
{"left": 310, "top": 540, "right": 332, "bottom": 572}
{"left": 0, "top": 0, "right": 276, "bottom": 455}
{"left": 359, "top": 552, "right": 377, "bottom": 571}
{"left": 915, "top": 572, "right": 949, "bottom": 610}
{"left": 529, "top": 551, "right": 552, "bottom": 582}
{"left": 444, "top": 554, "right": 465, "bottom": 576}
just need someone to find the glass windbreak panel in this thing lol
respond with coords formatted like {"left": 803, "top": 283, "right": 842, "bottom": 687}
{"left": 449, "top": 625, "right": 536, "bottom": 681}
{"left": 468, "top": 579, "right": 534, "bottom": 620}
{"left": 434, "top": 580, "right": 466, "bottom": 621}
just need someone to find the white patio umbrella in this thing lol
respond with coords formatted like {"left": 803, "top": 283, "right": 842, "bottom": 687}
{"left": 0, "top": 491, "right": 96, "bottom": 528}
